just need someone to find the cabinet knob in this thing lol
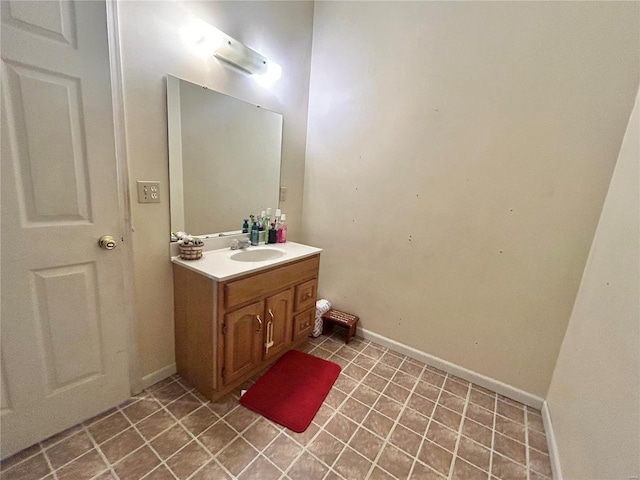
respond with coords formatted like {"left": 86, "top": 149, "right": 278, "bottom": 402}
{"left": 256, "top": 315, "right": 263, "bottom": 332}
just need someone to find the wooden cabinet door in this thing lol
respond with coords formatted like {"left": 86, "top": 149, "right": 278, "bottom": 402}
{"left": 223, "top": 301, "right": 263, "bottom": 385}
{"left": 263, "top": 289, "right": 293, "bottom": 361}
{"left": 293, "top": 308, "right": 315, "bottom": 343}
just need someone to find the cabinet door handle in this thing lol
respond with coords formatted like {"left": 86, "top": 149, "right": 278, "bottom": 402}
{"left": 268, "top": 310, "right": 275, "bottom": 343}
{"left": 256, "top": 315, "right": 263, "bottom": 332}
{"left": 265, "top": 320, "right": 274, "bottom": 350}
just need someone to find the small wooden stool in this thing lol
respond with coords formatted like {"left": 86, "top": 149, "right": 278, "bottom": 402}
{"left": 322, "top": 309, "right": 359, "bottom": 344}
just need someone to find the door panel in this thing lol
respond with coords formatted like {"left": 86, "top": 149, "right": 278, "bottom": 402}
{"left": 1, "top": 0, "right": 129, "bottom": 458}
{"left": 264, "top": 290, "right": 293, "bottom": 361}
{"left": 3, "top": 61, "right": 90, "bottom": 223}
{"left": 32, "top": 264, "right": 103, "bottom": 390}
{"left": 2, "top": 0, "right": 76, "bottom": 45}
{"left": 224, "top": 302, "right": 263, "bottom": 385}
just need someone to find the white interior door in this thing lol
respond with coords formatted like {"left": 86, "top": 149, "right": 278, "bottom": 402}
{"left": 1, "top": 0, "right": 130, "bottom": 458}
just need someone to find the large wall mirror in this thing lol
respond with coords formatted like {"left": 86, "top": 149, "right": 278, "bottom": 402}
{"left": 167, "top": 75, "right": 283, "bottom": 237}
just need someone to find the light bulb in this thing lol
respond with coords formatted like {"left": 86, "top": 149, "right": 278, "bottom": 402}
{"left": 253, "top": 60, "right": 282, "bottom": 87}
{"left": 183, "top": 19, "right": 223, "bottom": 59}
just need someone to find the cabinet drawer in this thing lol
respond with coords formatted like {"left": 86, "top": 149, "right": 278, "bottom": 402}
{"left": 293, "top": 308, "right": 314, "bottom": 343}
{"left": 295, "top": 279, "right": 317, "bottom": 312}
{"left": 225, "top": 255, "right": 320, "bottom": 309}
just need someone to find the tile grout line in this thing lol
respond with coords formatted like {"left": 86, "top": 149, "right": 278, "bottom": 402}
{"left": 275, "top": 336, "right": 366, "bottom": 480}
{"left": 299, "top": 336, "right": 393, "bottom": 480}
{"left": 327, "top": 348, "right": 385, "bottom": 479}
{"left": 458, "top": 390, "right": 499, "bottom": 477}
{"left": 206, "top": 396, "right": 297, "bottom": 480}
{"left": 410, "top": 371, "right": 448, "bottom": 479}
{"left": 383, "top": 357, "right": 432, "bottom": 479}
{"left": 336, "top": 342, "right": 406, "bottom": 480}
{"left": 330, "top": 338, "right": 409, "bottom": 475}
{"left": 113, "top": 396, "right": 181, "bottom": 480}
{"left": 446, "top": 380, "right": 472, "bottom": 479}
{"left": 392, "top": 364, "right": 453, "bottom": 479}
{"left": 525, "top": 406, "right": 531, "bottom": 480}
{"left": 1, "top": 445, "right": 44, "bottom": 475}
{"left": 488, "top": 392, "right": 498, "bottom": 479}
{"left": 368, "top": 356, "right": 427, "bottom": 480}
{"left": 106, "top": 381, "right": 215, "bottom": 479}
{"left": 40, "top": 413, "right": 118, "bottom": 479}
{"left": 314, "top": 338, "right": 369, "bottom": 480}
{"left": 39, "top": 444, "right": 59, "bottom": 480}
{"left": 111, "top": 398, "right": 179, "bottom": 477}
{"left": 281, "top": 339, "right": 348, "bottom": 479}
{"left": 4, "top": 335, "right": 552, "bottom": 480}
{"left": 81, "top": 423, "right": 125, "bottom": 480}
{"left": 237, "top": 340, "right": 333, "bottom": 480}
{"left": 37, "top": 410, "right": 134, "bottom": 480}
{"left": 159, "top": 393, "right": 242, "bottom": 480}
{"left": 308, "top": 336, "right": 385, "bottom": 480}
{"left": 171, "top": 375, "right": 282, "bottom": 479}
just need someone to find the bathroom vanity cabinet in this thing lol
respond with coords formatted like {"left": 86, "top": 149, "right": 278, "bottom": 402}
{"left": 173, "top": 254, "right": 319, "bottom": 400}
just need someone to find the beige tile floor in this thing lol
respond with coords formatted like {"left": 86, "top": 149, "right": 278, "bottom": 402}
{"left": 0, "top": 333, "right": 553, "bottom": 480}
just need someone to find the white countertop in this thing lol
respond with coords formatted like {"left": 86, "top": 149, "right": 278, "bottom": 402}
{"left": 171, "top": 241, "right": 322, "bottom": 281}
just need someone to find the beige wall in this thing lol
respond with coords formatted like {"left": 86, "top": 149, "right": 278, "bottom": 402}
{"left": 546, "top": 91, "right": 639, "bottom": 479}
{"left": 303, "top": 1, "right": 639, "bottom": 397}
{"left": 117, "top": 1, "right": 314, "bottom": 378}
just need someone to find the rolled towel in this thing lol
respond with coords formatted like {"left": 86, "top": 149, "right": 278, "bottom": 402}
{"left": 312, "top": 299, "right": 332, "bottom": 337}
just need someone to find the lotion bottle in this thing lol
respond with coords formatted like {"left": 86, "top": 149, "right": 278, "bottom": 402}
{"left": 277, "top": 214, "right": 287, "bottom": 243}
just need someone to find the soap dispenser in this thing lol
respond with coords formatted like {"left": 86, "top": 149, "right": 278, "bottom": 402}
{"left": 242, "top": 219, "right": 249, "bottom": 233}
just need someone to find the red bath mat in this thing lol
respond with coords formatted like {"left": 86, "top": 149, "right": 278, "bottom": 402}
{"left": 240, "top": 350, "right": 341, "bottom": 433}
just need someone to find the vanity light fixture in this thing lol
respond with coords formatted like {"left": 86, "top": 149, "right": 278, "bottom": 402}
{"left": 186, "top": 19, "right": 282, "bottom": 85}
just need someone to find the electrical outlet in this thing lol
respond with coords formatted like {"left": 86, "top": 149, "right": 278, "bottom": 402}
{"left": 137, "top": 181, "right": 161, "bottom": 203}
{"left": 279, "top": 186, "right": 287, "bottom": 202}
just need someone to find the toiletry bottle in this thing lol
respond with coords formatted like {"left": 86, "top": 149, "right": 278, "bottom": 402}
{"left": 250, "top": 222, "right": 259, "bottom": 245}
{"left": 277, "top": 214, "right": 287, "bottom": 243}
{"left": 268, "top": 222, "right": 277, "bottom": 244}
{"left": 259, "top": 211, "right": 266, "bottom": 231}
{"left": 242, "top": 219, "right": 249, "bottom": 233}
{"left": 264, "top": 208, "right": 271, "bottom": 235}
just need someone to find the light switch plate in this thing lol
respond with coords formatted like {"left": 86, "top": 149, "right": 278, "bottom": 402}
{"left": 137, "top": 181, "right": 160, "bottom": 203}
{"left": 279, "top": 187, "right": 287, "bottom": 202}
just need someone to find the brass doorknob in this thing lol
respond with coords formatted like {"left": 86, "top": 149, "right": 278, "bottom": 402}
{"left": 98, "top": 235, "right": 117, "bottom": 250}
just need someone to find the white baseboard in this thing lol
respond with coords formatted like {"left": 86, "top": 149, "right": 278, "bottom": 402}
{"left": 542, "top": 401, "right": 563, "bottom": 480}
{"left": 137, "top": 363, "right": 177, "bottom": 393}
{"left": 357, "top": 326, "right": 544, "bottom": 409}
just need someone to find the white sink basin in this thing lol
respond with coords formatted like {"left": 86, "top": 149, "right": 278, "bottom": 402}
{"left": 230, "top": 247, "right": 285, "bottom": 262}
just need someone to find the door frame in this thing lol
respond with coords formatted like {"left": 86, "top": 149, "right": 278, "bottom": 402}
{"left": 105, "top": 0, "right": 140, "bottom": 395}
